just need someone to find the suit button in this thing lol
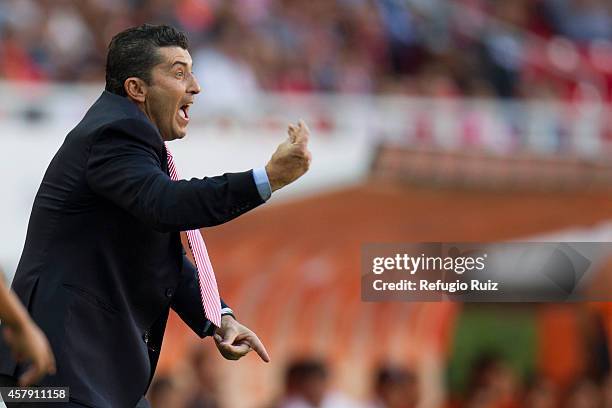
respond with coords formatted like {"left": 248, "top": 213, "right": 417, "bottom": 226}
{"left": 143, "top": 331, "right": 149, "bottom": 344}
{"left": 165, "top": 288, "right": 174, "bottom": 298}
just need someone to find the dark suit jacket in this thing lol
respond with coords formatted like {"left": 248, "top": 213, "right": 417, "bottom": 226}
{"left": 0, "top": 91, "right": 265, "bottom": 407}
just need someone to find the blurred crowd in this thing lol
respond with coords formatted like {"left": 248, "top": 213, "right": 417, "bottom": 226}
{"left": 453, "top": 354, "right": 612, "bottom": 408}
{"left": 147, "top": 349, "right": 612, "bottom": 408}
{"left": 3, "top": 0, "right": 612, "bottom": 102}
{"left": 147, "top": 349, "right": 417, "bottom": 408}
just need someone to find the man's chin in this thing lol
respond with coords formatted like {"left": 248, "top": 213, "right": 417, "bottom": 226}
{"left": 169, "top": 128, "right": 187, "bottom": 141}
{"left": 162, "top": 131, "right": 187, "bottom": 142}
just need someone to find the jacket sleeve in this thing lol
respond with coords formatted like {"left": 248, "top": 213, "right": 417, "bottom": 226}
{"left": 86, "top": 118, "right": 264, "bottom": 232}
{"left": 171, "top": 254, "right": 230, "bottom": 338}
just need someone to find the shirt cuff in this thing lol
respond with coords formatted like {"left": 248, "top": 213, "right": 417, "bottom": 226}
{"left": 252, "top": 167, "right": 272, "bottom": 201}
{"left": 221, "top": 307, "right": 235, "bottom": 318}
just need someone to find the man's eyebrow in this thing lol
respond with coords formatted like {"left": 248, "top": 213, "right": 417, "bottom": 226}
{"left": 170, "top": 61, "right": 190, "bottom": 68}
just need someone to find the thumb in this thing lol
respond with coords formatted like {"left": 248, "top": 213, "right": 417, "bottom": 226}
{"left": 222, "top": 336, "right": 235, "bottom": 346}
{"left": 220, "top": 328, "right": 238, "bottom": 345}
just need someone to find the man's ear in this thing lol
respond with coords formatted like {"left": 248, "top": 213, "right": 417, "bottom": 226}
{"left": 124, "top": 77, "right": 148, "bottom": 103}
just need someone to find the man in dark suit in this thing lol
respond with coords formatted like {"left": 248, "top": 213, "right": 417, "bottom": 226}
{"left": 0, "top": 24, "right": 311, "bottom": 407}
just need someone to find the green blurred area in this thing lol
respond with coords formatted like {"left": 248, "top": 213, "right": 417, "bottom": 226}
{"left": 447, "top": 304, "right": 537, "bottom": 394}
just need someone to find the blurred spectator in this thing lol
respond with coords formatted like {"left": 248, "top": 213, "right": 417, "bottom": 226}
{"left": 603, "top": 374, "right": 612, "bottom": 408}
{"left": 192, "top": 5, "right": 260, "bottom": 110}
{"left": 276, "top": 359, "right": 328, "bottom": 408}
{"left": 544, "top": 0, "right": 612, "bottom": 42}
{"left": 563, "top": 378, "right": 603, "bottom": 408}
{"left": 524, "top": 377, "right": 559, "bottom": 408}
{"left": 272, "top": 358, "right": 362, "bottom": 408}
{"left": 147, "top": 375, "right": 187, "bottom": 408}
{"left": 463, "top": 353, "right": 521, "bottom": 408}
{"left": 368, "top": 365, "right": 419, "bottom": 408}
{"left": 184, "top": 344, "right": 221, "bottom": 408}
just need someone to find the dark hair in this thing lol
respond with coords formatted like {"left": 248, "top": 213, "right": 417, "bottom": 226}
{"left": 105, "top": 24, "right": 188, "bottom": 97}
{"left": 375, "top": 365, "right": 415, "bottom": 388}
{"left": 285, "top": 359, "right": 328, "bottom": 388}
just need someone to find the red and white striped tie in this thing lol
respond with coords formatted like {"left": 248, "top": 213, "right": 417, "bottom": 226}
{"left": 165, "top": 144, "right": 222, "bottom": 328}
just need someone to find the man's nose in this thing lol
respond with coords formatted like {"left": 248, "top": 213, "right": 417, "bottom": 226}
{"left": 188, "top": 73, "right": 201, "bottom": 95}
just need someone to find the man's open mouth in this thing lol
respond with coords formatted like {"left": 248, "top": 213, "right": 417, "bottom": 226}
{"left": 178, "top": 103, "right": 190, "bottom": 121}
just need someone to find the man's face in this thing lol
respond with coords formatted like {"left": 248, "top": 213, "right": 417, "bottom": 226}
{"left": 144, "top": 46, "right": 200, "bottom": 141}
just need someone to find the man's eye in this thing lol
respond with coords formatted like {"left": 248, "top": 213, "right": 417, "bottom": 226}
{"left": 176, "top": 71, "right": 184, "bottom": 78}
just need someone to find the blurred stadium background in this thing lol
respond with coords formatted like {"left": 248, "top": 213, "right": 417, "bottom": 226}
{"left": 1, "top": 0, "right": 612, "bottom": 407}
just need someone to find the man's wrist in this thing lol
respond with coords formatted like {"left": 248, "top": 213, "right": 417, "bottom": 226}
{"left": 221, "top": 307, "right": 235, "bottom": 319}
{"left": 264, "top": 164, "right": 282, "bottom": 192}
{"left": 204, "top": 308, "right": 236, "bottom": 336}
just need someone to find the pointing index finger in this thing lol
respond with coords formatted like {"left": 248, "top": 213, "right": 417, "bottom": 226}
{"left": 247, "top": 334, "right": 270, "bottom": 363}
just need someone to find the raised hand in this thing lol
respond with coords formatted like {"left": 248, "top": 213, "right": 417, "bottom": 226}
{"left": 265, "top": 120, "right": 312, "bottom": 192}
